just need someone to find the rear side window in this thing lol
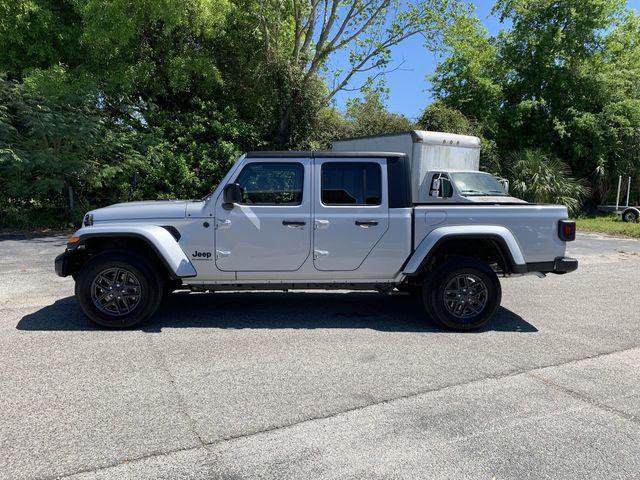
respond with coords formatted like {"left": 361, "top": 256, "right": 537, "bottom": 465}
{"left": 235, "top": 162, "right": 304, "bottom": 205}
{"left": 321, "top": 162, "right": 381, "bottom": 206}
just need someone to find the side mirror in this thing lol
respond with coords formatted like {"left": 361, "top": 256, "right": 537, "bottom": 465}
{"left": 223, "top": 183, "right": 243, "bottom": 208}
{"left": 499, "top": 178, "right": 510, "bottom": 193}
{"left": 430, "top": 178, "right": 441, "bottom": 197}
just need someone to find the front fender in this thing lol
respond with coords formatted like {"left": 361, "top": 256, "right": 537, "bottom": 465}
{"left": 67, "top": 224, "right": 197, "bottom": 278}
{"left": 403, "top": 225, "right": 526, "bottom": 276}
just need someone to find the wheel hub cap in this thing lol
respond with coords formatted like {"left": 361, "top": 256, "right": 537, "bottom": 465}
{"left": 443, "top": 273, "right": 488, "bottom": 320}
{"left": 91, "top": 267, "right": 142, "bottom": 317}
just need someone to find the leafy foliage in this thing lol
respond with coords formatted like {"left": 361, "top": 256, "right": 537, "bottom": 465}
{"left": 2, "top": 0, "right": 459, "bottom": 227}
{"left": 0, "top": 71, "right": 144, "bottom": 227}
{"left": 343, "top": 90, "right": 414, "bottom": 138}
{"left": 252, "top": 0, "right": 469, "bottom": 145}
{"left": 3, "top": 0, "right": 640, "bottom": 227}
{"left": 506, "top": 149, "right": 588, "bottom": 215}
{"left": 431, "top": 0, "right": 640, "bottom": 211}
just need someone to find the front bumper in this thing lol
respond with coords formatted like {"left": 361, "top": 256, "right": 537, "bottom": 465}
{"left": 55, "top": 250, "right": 74, "bottom": 277}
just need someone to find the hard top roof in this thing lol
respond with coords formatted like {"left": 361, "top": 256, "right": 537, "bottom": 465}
{"left": 332, "top": 130, "right": 481, "bottom": 147}
{"left": 245, "top": 151, "right": 406, "bottom": 159}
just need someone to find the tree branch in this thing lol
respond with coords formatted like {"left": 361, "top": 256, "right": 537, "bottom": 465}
{"left": 326, "top": 28, "right": 421, "bottom": 100}
{"left": 300, "top": 0, "right": 321, "bottom": 60}
{"left": 329, "top": 0, "right": 386, "bottom": 51}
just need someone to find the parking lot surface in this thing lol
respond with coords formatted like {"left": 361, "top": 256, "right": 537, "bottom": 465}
{"left": 1, "top": 232, "right": 639, "bottom": 479}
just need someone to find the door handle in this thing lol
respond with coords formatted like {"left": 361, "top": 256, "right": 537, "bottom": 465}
{"left": 282, "top": 220, "right": 306, "bottom": 227}
{"left": 355, "top": 220, "right": 378, "bottom": 227}
{"left": 314, "top": 219, "right": 330, "bottom": 230}
{"left": 215, "top": 250, "right": 231, "bottom": 260}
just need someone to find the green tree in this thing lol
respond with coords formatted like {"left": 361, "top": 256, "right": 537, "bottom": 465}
{"left": 343, "top": 90, "right": 414, "bottom": 138}
{"left": 0, "top": 0, "right": 83, "bottom": 77}
{"left": 506, "top": 149, "right": 588, "bottom": 215}
{"left": 0, "top": 0, "right": 254, "bottom": 227}
{"left": 430, "top": 14, "right": 503, "bottom": 128}
{"left": 252, "top": 0, "right": 470, "bottom": 145}
{"left": 78, "top": 0, "right": 230, "bottom": 100}
{"left": 430, "top": 0, "right": 640, "bottom": 206}
{"left": 0, "top": 70, "right": 145, "bottom": 227}
{"left": 418, "top": 102, "right": 476, "bottom": 135}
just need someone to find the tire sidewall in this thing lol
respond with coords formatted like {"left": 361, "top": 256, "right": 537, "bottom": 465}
{"left": 424, "top": 259, "right": 501, "bottom": 331}
{"left": 76, "top": 252, "right": 162, "bottom": 328}
{"left": 623, "top": 209, "right": 639, "bottom": 223}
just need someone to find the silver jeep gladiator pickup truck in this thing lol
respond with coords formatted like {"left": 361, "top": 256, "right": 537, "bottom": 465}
{"left": 55, "top": 131, "right": 577, "bottom": 330}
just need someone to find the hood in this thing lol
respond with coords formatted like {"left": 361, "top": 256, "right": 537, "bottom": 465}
{"left": 90, "top": 200, "right": 190, "bottom": 222}
{"left": 464, "top": 195, "right": 528, "bottom": 204}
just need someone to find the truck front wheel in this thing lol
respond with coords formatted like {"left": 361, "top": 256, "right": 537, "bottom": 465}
{"left": 622, "top": 208, "right": 639, "bottom": 223}
{"left": 423, "top": 258, "right": 501, "bottom": 331}
{"left": 75, "top": 251, "right": 163, "bottom": 328}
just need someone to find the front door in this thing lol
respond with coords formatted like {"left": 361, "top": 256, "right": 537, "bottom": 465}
{"left": 313, "top": 158, "right": 389, "bottom": 271}
{"left": 214, "top": 159, "right": 311, "bottom": 271}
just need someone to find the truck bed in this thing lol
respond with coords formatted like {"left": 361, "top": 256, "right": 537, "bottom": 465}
{"left": 413, "top": 204, "right": 569, "bottom": 264}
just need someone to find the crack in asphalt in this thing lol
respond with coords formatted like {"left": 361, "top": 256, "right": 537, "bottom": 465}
{"left": 142, "top": 331, "right": 211, "bottom": 449}
{"left": 53, "top": 344, "right": 640, "bottom": 479}
{"left": 528, "top": 372, "right": 640, "bottom": 426}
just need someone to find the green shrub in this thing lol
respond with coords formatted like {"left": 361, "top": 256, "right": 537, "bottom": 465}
{"left": 506, "top": 149, "right": 588, "bottom": 215}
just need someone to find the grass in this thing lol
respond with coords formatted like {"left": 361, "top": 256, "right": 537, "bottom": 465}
{"left": 575, "top": 215, "right": 640, "bottom": 239}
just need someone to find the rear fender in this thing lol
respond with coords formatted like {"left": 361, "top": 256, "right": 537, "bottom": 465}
{"left": 67, "top": 224, "right": 197, "bottom": 278}
{"left": 403, "top": 225, "right": 526, "bottom": 276}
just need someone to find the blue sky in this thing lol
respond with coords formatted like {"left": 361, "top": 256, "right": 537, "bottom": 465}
{"left": 332, "top": 0, "right": 640, "bottom": 120}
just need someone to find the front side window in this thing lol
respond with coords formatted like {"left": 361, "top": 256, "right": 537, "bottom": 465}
{"left": 430, "top": 173, "right": 453, "bottom": 198}
{"left": 235, "top": 162, "right": 304, "bottom": 205}
{"left": 321, "top": 162, "right": 381, "bottom": 206}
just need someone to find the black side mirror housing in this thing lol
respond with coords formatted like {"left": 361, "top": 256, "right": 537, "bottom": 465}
{"left": 223, "top": 183, "right": 243, "bottom": 208}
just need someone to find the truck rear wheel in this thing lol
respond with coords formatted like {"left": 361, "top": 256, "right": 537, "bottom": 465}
{"left": 423, "top": 258, "right": 501, "bottom": 331}
{"left": 75, "top": 251, "right": 163, "bottom": 328}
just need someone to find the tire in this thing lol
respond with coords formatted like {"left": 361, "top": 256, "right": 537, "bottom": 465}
{"left": 75, "top": 251, "right": 163, "bottom": 328}
{"left": 423, "top": 257, "right": 501, "bottom": 331}
{"left": 622, "top": 208, "right": 639, "bottom": 223}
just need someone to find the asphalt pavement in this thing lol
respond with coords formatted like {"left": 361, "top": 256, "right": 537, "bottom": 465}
{"left": 0, "top": 232, "right": 639, "bottom": 479}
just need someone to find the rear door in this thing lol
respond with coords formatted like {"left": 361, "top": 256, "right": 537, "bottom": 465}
{"left": 313, "top": 158, "right": 389, "bottom": 271}
{"left": 214, "top": 158, "right": 311, "bottom": 271}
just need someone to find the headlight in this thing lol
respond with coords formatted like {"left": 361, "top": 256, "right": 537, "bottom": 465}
{"left": 83, "top": 213, "right": 94, "bottom": 226}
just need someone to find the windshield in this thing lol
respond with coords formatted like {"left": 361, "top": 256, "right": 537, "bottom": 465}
{"left": 450, "top": 172, "right": 508, "bottom": 197}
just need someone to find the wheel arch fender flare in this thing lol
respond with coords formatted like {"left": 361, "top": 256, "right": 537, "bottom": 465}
{"left": 403, "top": 225, "right": 527, "bottom": 276}
{"left": 68, "top": 225, "right": 197, "bottom": 279}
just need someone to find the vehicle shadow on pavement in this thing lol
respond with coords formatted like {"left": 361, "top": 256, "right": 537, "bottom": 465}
{"left": 17, "top": 292, "right": 537, "bottom": 333}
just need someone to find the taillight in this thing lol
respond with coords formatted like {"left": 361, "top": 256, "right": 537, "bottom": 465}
{"left": 558, "top": 220, "right": 576, "bottom": 241}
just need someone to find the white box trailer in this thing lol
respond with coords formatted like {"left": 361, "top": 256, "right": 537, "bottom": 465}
{"left": 332, "top": 131, "right": 481, "bottom": 203}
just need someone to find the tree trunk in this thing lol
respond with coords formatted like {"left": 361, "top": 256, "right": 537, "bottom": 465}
{"left": 274, "top": 103, "right": 293, "bottom": 148}
{"left": 274, "top": 88, "right": 301, "bottom": 148}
